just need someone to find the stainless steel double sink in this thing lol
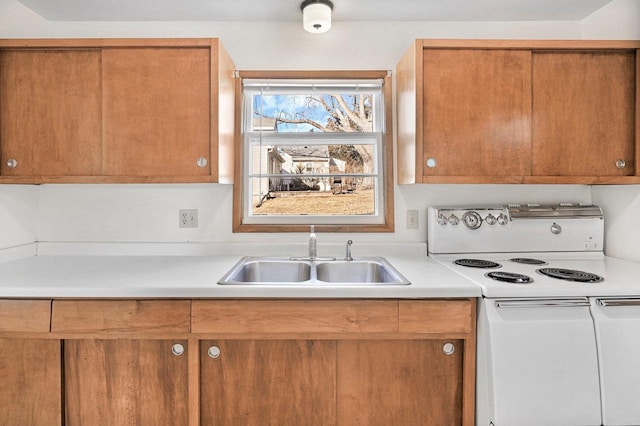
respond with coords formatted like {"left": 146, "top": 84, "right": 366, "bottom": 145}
{"left": 218, "top": 257, "right": 410, "bottom": 286}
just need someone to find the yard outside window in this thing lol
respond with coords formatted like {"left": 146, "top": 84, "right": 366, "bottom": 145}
{"left": 234, "top": 71, "right": 394, "bottom": 232}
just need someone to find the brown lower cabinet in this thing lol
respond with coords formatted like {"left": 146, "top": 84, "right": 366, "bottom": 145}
{"left": 0, "top": 298, "right": 476, "bottom": 425}
{"left": 201, "top": 340, "right": 337, "bottom": 425}
{"left": 64, "top": 339, "right": 189, "bottom": 426}
{"left": 200, "top": 339, "right": 463, "bottom": 426}
{"left": 0, "top": 338, "right": 62, "bottom": 425}
{"left": 338, "top": 339, "right": 463, "bottom": 425}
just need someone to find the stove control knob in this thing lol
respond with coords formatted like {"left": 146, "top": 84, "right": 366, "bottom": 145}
{"left": 551, "top": 222, "right": 562, "bottom": 235}
{"left": 462, "top": 211, "right": 482, "bottom": 230}
{"left": 497, "top": 214, "right": 508, "bottom": 226}
{"left": 485, "top": 214, "right": 497, "bottom": 226}
{"left": 437, "top": 214, "right": 448, "bottom": 226}
{"left": 448, "top": 214, "right": 460, "bottom": 226}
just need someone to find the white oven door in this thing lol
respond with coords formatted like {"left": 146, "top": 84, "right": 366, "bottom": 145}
{"left": 479, "top": 298, "right": 601, "bottom": 426}
{"left": 591, "top": 298, "right": 640, "bottom": 426}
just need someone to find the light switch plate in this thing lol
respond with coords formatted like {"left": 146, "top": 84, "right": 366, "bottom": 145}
{"left": 407, "top": 210, "right": 418, "bottom": 229}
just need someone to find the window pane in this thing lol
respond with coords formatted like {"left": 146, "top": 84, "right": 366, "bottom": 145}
{"left": 252, "top": 93, "right": 377, "bottom": 133}
{"left": 253, "top": 144, "right": 376, "bottom": 177}
{"left": 251, "top": 178, "right": 376, "bottom": 216}
{"left": 239, "top": 75, "right": 390, "bottom": 229}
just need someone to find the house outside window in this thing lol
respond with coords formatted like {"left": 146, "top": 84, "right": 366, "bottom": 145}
{"left": 234, "top": 71, "right": 394, "bottom": 233}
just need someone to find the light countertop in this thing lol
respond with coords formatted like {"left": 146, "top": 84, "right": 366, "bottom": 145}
{"left": 0, "top": 243, "right": 481, "bottom": 299}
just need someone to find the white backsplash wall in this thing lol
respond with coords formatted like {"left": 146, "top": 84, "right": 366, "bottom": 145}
{"left": 0, "top": 185, "right": 38, "bottom": 249}
{"left": 37, "top": 183, "right": 592, "bottom": 245}
{"left": 37, "top": 184, "right": 234, "bottom": 243}
{"left": 592, "top": 185, "right": 640, "bottom": 262}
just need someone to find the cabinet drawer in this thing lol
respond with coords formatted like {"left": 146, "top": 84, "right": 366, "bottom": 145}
{"left": 0, "top": 299, "right": 51, "bottom": 332}
{"left": 399, "top": 300, "right": 474, "bottom": 334}
{"left": 51, "top": 300, "right": 190, "bottom": 333}
{"left": 192, "top": 300, "right": 398, "bottom": 333}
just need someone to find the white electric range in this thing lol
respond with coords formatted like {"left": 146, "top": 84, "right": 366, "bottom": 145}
{"left": 428, "top": 204, "right": 640, "bottom": 426}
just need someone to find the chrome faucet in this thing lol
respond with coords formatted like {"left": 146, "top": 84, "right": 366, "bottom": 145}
{"left": 309, "top": 225, "right": 317, "bottom": 260}
{"left": 345, "top": 240, "right": 353, "bottom": 261}
{"left": 290, "top": 226, "right": 335, "bottom": 261}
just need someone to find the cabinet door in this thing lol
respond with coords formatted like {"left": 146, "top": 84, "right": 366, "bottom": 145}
{"left": 0, "top": 339, "right": 62, "bottom": 425}
{"left": 423, "top": 49, "right": 531, "bottom": 178}
{"left": 0, "top": 50, "right": 102, "bottom": 176}
{"left": 337, "top": 339, "right": 464, "bottom": 425}
{"left": 64, "top": 339, "right": 188, "bottom": 425}
{"left": 200, "top": 340, "right": 336, "bottom": 425}
{"left": 102, "top": 48, "right": 211, "bottom": 177}
{"left": 532, "top": 51, "right": 636, "bottom": 176}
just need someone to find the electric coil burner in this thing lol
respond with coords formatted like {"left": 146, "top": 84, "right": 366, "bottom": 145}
{"left": 453, "top": 259, "right": 501, "bottom": 269}
{"left": 510, "top": 258, "right": 548, "bottom": 265}
{"left": 485, "top": 271, "right": 533, "bottom": 284}
{"left": 536, "top": 268, "right": 603, "bottom": 283}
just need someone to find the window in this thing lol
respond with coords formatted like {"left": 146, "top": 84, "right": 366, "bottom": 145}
{"left": 233, "top": 71, "right": 394, "bottom": 232}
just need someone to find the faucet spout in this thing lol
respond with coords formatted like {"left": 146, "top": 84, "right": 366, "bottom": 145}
{"left": 345, "top": 240, "right": 353, "bottom": 261}
{"left": 309, "top": 225, "right": 317, "bottom": 260}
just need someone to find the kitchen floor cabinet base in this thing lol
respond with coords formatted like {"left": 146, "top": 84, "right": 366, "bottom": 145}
{"left": 0, "top": 298, "right": 476, "bottom": 425}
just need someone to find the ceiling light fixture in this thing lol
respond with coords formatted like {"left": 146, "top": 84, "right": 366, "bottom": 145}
{"left": 301, "top": 0, "right": 333, "bottom": 34}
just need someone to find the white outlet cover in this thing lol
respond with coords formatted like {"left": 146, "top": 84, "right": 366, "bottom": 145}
{"left": 179, "top": 209, "right": 198, "bottom": 228}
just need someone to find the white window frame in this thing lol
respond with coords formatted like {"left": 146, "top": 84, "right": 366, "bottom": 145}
{"left": 233, "top": 71, "right": 394, "bottom": 233}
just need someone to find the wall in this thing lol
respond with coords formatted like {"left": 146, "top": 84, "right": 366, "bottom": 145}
{"left": 592, "top": 186, "right": 640, "bottom": 261}
{"left": 36, "top": 184, "right": 591, "bottom": 245}
{"left": 581, "top": 0, "right": 640, "bottom": 39}
{"left": 583, "top": 0, "right": 640, "bottom": 262}
{"left": 0, "top": 0, "right": 638, "bottom": 252}
{"left": 0, "top": 185, "right": 38, "bottom": 249}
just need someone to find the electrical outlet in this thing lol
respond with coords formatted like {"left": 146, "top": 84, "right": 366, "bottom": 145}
{"left": 407, "top": 210, "right": 418, "bottom": 229}
{"left": 179, "top": 209, "right": 198, "bottom": 228}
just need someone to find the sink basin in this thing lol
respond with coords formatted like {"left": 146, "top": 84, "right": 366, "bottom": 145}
{"left": 218, "top": 257, "right": 410, "bottom": 286}
{"left": 315, "top": 259, "right": 410, "bottom": 285}
{"left": 219, "top": 259, "right": 311, "bottom": 284}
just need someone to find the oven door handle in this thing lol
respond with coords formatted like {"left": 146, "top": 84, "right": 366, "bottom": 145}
{"left": 495, "top": 298, "right": 590, "bottom": 308}
{"left": 597, "top": 298, "right": 640, "bottom": 307}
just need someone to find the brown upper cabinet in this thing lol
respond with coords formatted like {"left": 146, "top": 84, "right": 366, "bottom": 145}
{"left": 532, "top": 50, "right": 636, "bottom": 178}
{"left": 0, "top": 38, "right": 235, "bottom": 184}
{"left": 397, "top": 39, "right": 640, "bottom": 184}
{"left": 0, "top": 49, "right": 102, "bottom": 177}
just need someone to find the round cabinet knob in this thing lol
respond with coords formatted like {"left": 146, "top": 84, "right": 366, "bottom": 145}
{"left": 447, "top": 214, "right": 459, "bottom": 226}
{"left": 615, "top": 159, "right": 626, "bottom": 169}
{"left": 196, "top": 157, "right": 208, "bottom": 168}
{"left": 462, "top": 211, "right": 482, "bottom": 230}
{"left": 6, "top": 158, "right": 17, "bottom": 169}
{"left": 497, "top": 214, "right": 508, "bottom": 226}
{"left": 426, "top": 158, "right": 437, "bottom": 168}
{"left": 485, "top": 214, "right": 497, "bottom": 226}
{"left": 551, "top": 222, "right": 562, "bottom": 235}
{"left": 171, "top": 343, "right": 185, "bottom": 356}
{"left": 442, "top": 342, "right": 456, "bottom": 355}
{"left": 208, "top": 345, "right": 221, "bottom": 359}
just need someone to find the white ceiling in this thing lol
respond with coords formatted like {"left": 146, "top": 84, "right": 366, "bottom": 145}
{"left": 17, "top": 0, "right": 614, "bottom": 22}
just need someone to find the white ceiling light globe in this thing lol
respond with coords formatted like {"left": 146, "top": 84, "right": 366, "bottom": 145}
{"left": 301, "top": 0, "right": 333, "bottom": 34}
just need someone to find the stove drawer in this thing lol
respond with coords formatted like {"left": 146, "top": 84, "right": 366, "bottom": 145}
{"left": 479, "top": 298, "right": 601, "bottom": 426}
